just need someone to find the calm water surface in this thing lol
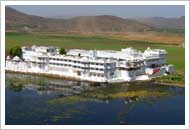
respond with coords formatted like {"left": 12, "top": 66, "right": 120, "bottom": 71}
{"left": 5, "top": 73, "right": 185, "bottom": 125}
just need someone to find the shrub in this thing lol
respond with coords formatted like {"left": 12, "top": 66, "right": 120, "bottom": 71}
{"left": 59, "top": 48, "right": 67, "bottom": 55}
{"left": 9, "top": 46, "right": 22, "bottom": 58}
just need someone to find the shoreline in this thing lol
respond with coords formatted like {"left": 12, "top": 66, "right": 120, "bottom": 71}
{"left": 5, "top": 70, "right": 184, "bottom": 87}
{"left": 153, "top": 82, "right": 184, "bottom": 88}
{"left": 5, "top": 70, "right": 96, "bottom": 84}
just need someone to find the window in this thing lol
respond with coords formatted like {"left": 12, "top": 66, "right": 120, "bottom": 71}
{"left": 100, "top": 69, "right": 104, "bottom": 71}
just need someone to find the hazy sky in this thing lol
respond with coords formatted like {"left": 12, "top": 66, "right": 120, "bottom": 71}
{"left": 9, "top": 5, "right": 184, "bottom": 19}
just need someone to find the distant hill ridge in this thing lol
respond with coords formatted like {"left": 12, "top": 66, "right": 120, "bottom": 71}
{"left": 6, "top": 7, "right": 184, "bottom": 33}
{"left": 133, "top": 16, "right": 185, "bottom": 29}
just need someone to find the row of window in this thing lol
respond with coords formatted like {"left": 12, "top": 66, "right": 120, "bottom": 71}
{"left": 48, "top": 58, "right": 104, "bottom": 66}
{"left": 89, "top": 73, "right": 105, "bottom": 77}
{"left": 49, "top": 62, "right": 72, "bottom": 67}
{"left": 49, "top": 62, "right": 104, "bottom": 71}
{"left": 90, "top": 68, "right": 104, "bottom": 71}
{"left": 118, "top": 67, "right": 140, "bottom": 71}
{"left": 38, "top": 57, "right": 46, "bottom": 60}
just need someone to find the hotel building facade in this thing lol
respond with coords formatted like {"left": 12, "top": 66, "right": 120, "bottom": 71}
{"left": 6, "top": 45, "right": 174, "bottom": 82}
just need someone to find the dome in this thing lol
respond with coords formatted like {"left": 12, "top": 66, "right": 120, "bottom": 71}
{"left": 13, "top": 56, "right": 20, "bottom": 61}
{"left": 6, "top": 56, "right": 11, "bottom": 60}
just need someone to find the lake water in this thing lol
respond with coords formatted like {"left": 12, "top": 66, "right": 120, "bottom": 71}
{"left": 5, "top": 73, "right": 185, "bottom": 125}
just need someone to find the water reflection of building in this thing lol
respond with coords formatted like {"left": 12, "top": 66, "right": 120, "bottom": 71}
{"left": 6, "top": 72, "right": 106, "bottom": 97}
{"left": 123, "top": 97, "right": 139, "bottom": 104}
{"left": 22, "top": 80, "right": 98, "bottom": 97}
{"left": 6, "top": 45, "right": 175, "bottom": 83}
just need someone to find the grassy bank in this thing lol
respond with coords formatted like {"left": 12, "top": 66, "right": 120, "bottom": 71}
{"left": 153, "top": 72, "right": 185, "bottom": 87}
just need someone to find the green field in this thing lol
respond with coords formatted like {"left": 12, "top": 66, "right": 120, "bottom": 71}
{"left": 6, "top": 32, "right": 185, "bottom": 73}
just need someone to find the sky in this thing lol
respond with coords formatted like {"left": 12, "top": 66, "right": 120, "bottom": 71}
{"left": 9, "top": 5, "right": 185, "bottom": 19}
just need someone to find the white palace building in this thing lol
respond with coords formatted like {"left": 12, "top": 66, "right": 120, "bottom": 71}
{"left": 6, "top": 45, "right": 175, "bottom": 83}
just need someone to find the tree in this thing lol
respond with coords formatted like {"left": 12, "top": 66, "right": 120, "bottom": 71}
{"left": 9, "top": 46, "right": 22, "bottom": 58}
{"left": 59, "top": 48, "right": 67, "bottom": 55}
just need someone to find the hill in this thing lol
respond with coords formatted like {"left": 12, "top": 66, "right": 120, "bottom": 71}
{"left": 5, "top": 7, "right": 185, "bottom": 45}
{"left": 6, "top": 7, "right": 154, "bottom": 33}
{"left": 133, "top": 16, "right": 184, "bottom": 33}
